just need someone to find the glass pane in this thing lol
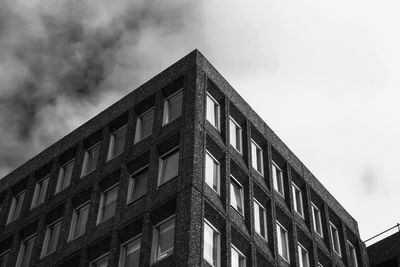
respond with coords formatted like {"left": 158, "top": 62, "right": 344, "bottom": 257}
{"left": 251, "top": 143, "right": 257, "bottom": 169}
{"left": 86, "top": 145, "right": 100, "bottom": 173}
{"left": 132, "top": 174, "right": 147, "bottom": 201}
{"left": 20, "top": 237, "right": 36, "bottom": 267}
{"left": 158, "top": 220, "right": 175, "bottom": 257}
{"left": 231, "top": 248, "right": 239, "bottom": 267}
{"left": 254, "top": 202, "right": 260, "bottom": 234}
{"left": 103, "top": 187, "right": 118, "bottom": 221}
{"left": 203, "top": 223, "right": 214, "bottom": 263}
{"left": 160, "top": 151, "right": 179, "bottom": 184}
{"left": 167, "top": 91, "right": 182, "bottom": 122}
{"left": 124, "top": 238, "right": 140, "bottom": 267}
{"left": 12, "top": 192, "right": 25, "bottom": 221}
{"left": 75, "top": 204, "right": 89, "bottom": 238}
{"left": 207, "top": 96, "right": 216, "bottom": 126}
{"left": 92, "top": 255, "right": 108, "bottom": 267}
{"left": 47, "top": 222, "right": 61, "bottom": 254}
{"left": 235, "top": 127, "right": 241, "bottom": 150}
{"left": 62, "top": 160, "right": 74, "bottom": 189}
{"left": 38, "top": 178, "right": 49, "bottom": 204}
{"left": 230, "top": 180, "right": 243, "bottom": 214}
{"left": 112, "top": 126, "right": 126, "bottom": 157}
{"left": 230, "top": 120, "right": 237, "bottom": 149}
{"left": 141, "top": 111, "right": 154, "bottom": 140}
{"left": 260, "top": 207, "right": 266, "bottom": 237}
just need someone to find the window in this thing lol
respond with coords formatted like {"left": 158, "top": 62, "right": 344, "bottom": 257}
{"left": 203, "top": 220, "right": 220, "bottom": 267}
{"left": 163, "top": 90, "right": 183, "bottom": 125}
{"left": 272, "top": 161, "right": 284, "bottom": 197}
{"left": 119, "top": 235, "right": 141, "bottom": 267}
{"left": 16, "top": 234, "right": 36, "bottom": 267}
{"left": 31, "top": 175, "right": 50, "bottom": 209}
{"left": 206, "top": 94, "right": 220, "bottom": 130}
{"left": 97, "top": 185, "right": 119, "bottom": 224}
{"left": 41, "top": 220, "right": 62, "bottom": 257}
{"left": 205, "top": 151, "right": 220, "bottom": 194}
{"left": 107, "top": 125, "right": 127, "bottom": 160}
{"left": 0, "top": 250, "right": 10, "bottom": 267}
{"left": 81, "top": 142, "right": 101, "bottom": 176}
{"left": 311, "top": 204, "right": 323, "bottom": 237}
{"left": 90, "top": 253, "right": 109, "bottom": 267}
{"left": 292, "top": 183, "right": 304, "bottom": 218}
{"left": 69, "top": 202, "right": 90, "bottom": 241}
{"left": 127, "top": 167, "right": 148, "bottom": 204}
{"left": 152, "top": 216, "right": 175, "bottom": 263}
{"left": 158, "top": 149, "right": 180, "bottom": 186}
{"left": 253, "top": 199, "right": 267, "bottom": 240}
{"left": 230, "top": 177, "right": 244, "bottom": 215}
{"left": 231, "top": 246, "right": 246, "bottom": 267}
{"left": 55, "top": 159, "right": 74, "bottom": 193}
{"left": 276, "top": 222, "right": 290, "bottom": 262}
{"left": 134, "top": 108, "right": 154, "bottom": 143}
{"left": 251, "top": 140, "right": 263, "bottom": 175}
{"left": 329, "top": 222, "right": 341, "bottom": 257}
{"left": 6, "top": 191, "right": 25, "bottom": 224}
{"left": 229, "top": 117, "right": 242, "bottom": 153}
{"left": 348, "top": 241, "right": 358, "bottom": 267}
{"left": 297, "top": 244, "right": 310, "bottom": 267}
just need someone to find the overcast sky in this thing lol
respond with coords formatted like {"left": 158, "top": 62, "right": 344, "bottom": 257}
{"left": 0, "top": 0, "right": 399, "bottom": 241}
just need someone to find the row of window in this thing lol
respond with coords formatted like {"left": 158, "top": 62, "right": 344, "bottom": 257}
{"left": 4, "top": 90, "right": 183, "bottom": 226}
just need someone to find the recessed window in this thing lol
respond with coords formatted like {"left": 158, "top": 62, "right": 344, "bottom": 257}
{"left": 329, "top": 222, "right": 342, "bottom": 257}
{"left": 119, "top": 235, "right": 141, "bottom": 267}
{"left": 230, "top": 177, "right": 244, "bottom": 216}
{"left": 292, "top": 183, "right": 304, "bottom": 218}
{"left": 81, "top": 142, "right": 101, "bottom": 177}
{"left": 297, "top": 243, "right": 310, "bottom": 267}
{"left": 16, "top": 234, "right": 36, "bottom": 267}
{"left": 127, "top": 167, "right": 148, "bottom": 204}
{"left": 205, "top": 151, "right": 220, "bottom": 194}
{"left": 231, "top": 245, "right": 246, "bottom": 267}
{"left": 204, "top": 220, "right": 220, "bottom": 267}
{"left": 69, "top": 202, "right": 90, "bottom": 241}
{"left": 107, "top": 125, "right": 127, "bottom": 160}
{"left": 6, "top": 191, "right": 25, "bottom": 224}
{"left": 251, "top": 140, "right": 263, "bottom": 175}
{"left": 31, "top": 175, "right": 50, "bottom": 209}
{"left": 55, "top": 159, "right": 74, "bottom": 194}
{"left": 311, "top": 203, "right": 323, "bottom": 237}
{"left": 276, "top": 222, "right": 290, "bottom": 262}
{"left": 229, "top": 117, "right": 242, "bottom": 153}
{"left": 163, "top": 90, "right": 183, "bottom": 125}
{"left": 134, "top": 108, "right": 154, "bottom": 143}
{"left": 0, "top": 250, "right": 10, "bottom": 267}
{"left": 90, "top": 253, "right": 109, "bottom": 267}
{"left": 206, "top": 94, "right": 220, "bottom": 130}
{"left": 158, "top": 148, "right": 180, "bottom": 186}
{"left": 253, "top": 199, "right": 267, "bottom": 240}
{"left": 41, "top": 219, "right": 62, "bottom": 257}
{"left": 97, "top": 185, "right": 119, "bottom": 224}
{"left": 348, "top": 241, "right": 358, "bottom": 267}
{"left": 152, "top": 216, "right": 175, "bottom": 263}
{"left": 271, "top": 161, "right": 284, "bottom": 197}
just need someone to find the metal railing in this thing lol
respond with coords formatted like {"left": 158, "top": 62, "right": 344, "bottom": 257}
{"left": 364, "top": 223, "right": 400, "bottom": 245}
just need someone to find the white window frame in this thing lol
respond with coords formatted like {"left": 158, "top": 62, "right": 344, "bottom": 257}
{"left": 203, "top": 220, "right": 221, "bottom": 267}
{"left": 55, "top": 159, "right": 74, "bottom": 194}
{"left": 151, "top": 215, "right": 176, "bottom": 263}
{"left": 329, "top": 222, "right": 342, "bottom": 257}
{"left": 157, "top": 147, "right": 180, "bottom": 187}
{"left": 276, "top": 222, "right": 290, "bottom": 263}
{"left": 0, "top": 249, "right": 10, "bottom": 267}
{"left": 206, "top": 93, "right": 221, "bottom": 131}
{"left": 230, "top": 176, "right": 244, "bottom": 216}
{"left": 271, "top": 161, "right": 285, "bottom": 197}
{"left": 229, "top": 117, "right": 243, "bottom": 154}
{"left": 348, "top": 241, "right": 358, "bottom": 267}
{"left": 107, "top": 125, "right": 127, "bottom": 161}
{"left": 205, "top": 151, "right": 220, "bottom": 194}
{"left": 41, "top": 219, "right": 62, "bottom": 258}
{"left": 90, "top": 252, "right": 109, "bottom": 267}
{"left": 251, "top": 140, "right": 264, "bottom": 176}
{"left": 31, "top": 175, "right": 50, "bottom": 209}
{"left": 81, "top": 142, "right": 101, "bottom": 177}
{"left": 311, "top": 203, "right": 324, "bottom": 237}
{"left": 163, "top": 90, "right": 183, "bottom": 125}
{"left": 231, "top": 245, "right": 246, "bottom": 267}
{"left": 97, "top": 184, "right": 119, "bottom": 225}
{"left": 127, "top": 166, "right": 149, "bottom": 204}
{"left": 68, "top": 201, "right": 90, "bottom": 241}
{"left": 119, "top": 234, "right": 141, "bottom": 267}
{"left": 253, "top": 198, "right": 267, "bottom": 240}
{"left": 16, "top": 234, "right": 36, "bottom": 267}
{"left": 297, "top": 243, "right": 310, "bottom": 267}
{"left": 292, "top": 183, "right": 304, "bottom": 218}
{"left": 134, "top": 108, "right": 154, "bottom": 144}
{"left": 6, "top": 190, "right": 25, "bottom": 224}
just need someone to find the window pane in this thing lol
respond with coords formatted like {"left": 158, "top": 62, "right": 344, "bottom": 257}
{"left": 102, "top": 187, "right": 118, "bottom": 221}
{"left": 91, "top": 255, "right": 108, "bottom": 267}
{"left": 206, "top": 95, "right": 217, "bottom": 127}
{"left": 156, "top": 218, "right": 175, "bottom": 260}
{"left": 230, "top": 120, "right": 237, "bottom": 149}
{"left": 110, "top": 126, "right": 126, "bottom": 158}
{"left": 58, "top": 160, "right": 74, "bottom": 192}
{"left": 74, "top": 204, "right": 89, "bottom": 238}
{"left": 85, "top": 144, "right": 100, "bottom": 174}
{"left": 254, "top": 203, "right": 260, "bottom": 234}
{"left": 203, "top": 223, "right": 214, "bottom": 264}
{"left": 205, "top": 153, "right": 219, "bottom": 193}
{"left": 130, "top": 172, "right": 147, "bottom": 202}
{"left": 20, "top": 236, "right": 36, "bottom": 267}
{"left": 231, "top": 247, "right": 245, "bottom": 267}
{"left": 123, "top": 237, "right": 141, "bottom": 267}
{"left": 277, "top": 224, "right": 289, "bottom": 261}
{"left": 230, "top": 179, "right": 243, "bottom": 214}
{"left": 166, "top": 91, "right": 182, "bottom": 123}
{"left": 140, "top": 110, "right": 154, "bottom": 140}
{"left": 159, "top": 151, "right": 179, "bottom": 185}
{"left": 10, "top": 192, "right": 25, "bottom": 222}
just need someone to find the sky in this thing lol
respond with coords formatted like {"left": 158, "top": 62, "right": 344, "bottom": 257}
{"left": 0, "top": 0, "right": 399, "bottom": 241}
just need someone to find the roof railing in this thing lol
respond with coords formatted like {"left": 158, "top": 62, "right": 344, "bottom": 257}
{"left": 364, "top": 223, "right": 400, "bottom": 245}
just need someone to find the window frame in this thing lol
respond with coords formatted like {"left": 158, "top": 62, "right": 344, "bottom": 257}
{"left": 31, "top": 175, "right": 50, "bottom": 209}
{"left": 297, "top": 243, "right": 310, "bottom": 267}
{"left": 253, "top": 198, "right": 268, "bottom": 240}
{"left": 250, "top": 139, "right": 264, "bottom": 176}
{"left": 291, "top": 183, "right": 304, "bottom": 218}
{"left": 348, "top": 241, "right": 358, "bottom": 267}
{"left": 329, "top": 222, "right": 342, "bottom": 257}
{"left": 41, "top": 218, "right": 62, "bottom": 258}
{"left": 6, "top": 190, "right": 25, "bottom": 224}
{"left": 157, "top": 147, "right": 180, "bottom": 187}
{"left": 163, "top": 89, "right": 183, "bottom": 125}
{"left": 16, "top": 233, "right": 37, "bottom": 267}
{"left": 151, "top": 215, "right": 176, "bottom": 263}
{"left": 230, "top": 176, "right": 245, "bottom": 216}
{"left": 203, "top": 220, "right": 221, "bottom": 267}
{"left": 205, "top": 151, "right": 220, "bottom": 195}
{"left": 119, "top": 234, "right": 141, "bottom": 267}
{"left": 206, "top": 93, "right": 221, "bottom": 131}
{"left": 68, "top": 201, "right": 90, "bottom": 241}
{"left": 271, "top": 161, "right": 285, "bottom": 197}
{"left": 81, "top": 142, "right": 101, "bottom": 177}
{"left": 231, "top": 245, "right": 246, "bottom": 267}
{"left": 229, "top": 117, "right": 243, "bottom": 154}
{"left": 311, "top": 203, "right": 324, "bottom": 237}
{"left": 55, "top": 158, "right": 75, "bottom": 194}
{"left": 134, "top": 108, "right": 154, "bottom": 144}
{"left": 89, "top": 252, "right": 109, "bottom": 267}
{"left": 107, "top": 124, "right": 127, "bottom": 161}
{"left": 97, "top": 184, "right": 119, "bottom": 225}
{"left": 127, "top": 165, "right": 149, "bottom": 205}
{"left": 276, "top": 221, "right": 290, "bottom": 263}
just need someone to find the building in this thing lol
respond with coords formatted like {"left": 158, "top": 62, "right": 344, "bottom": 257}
{"left": 0, "top": 50, "right": 369, "bottom": 267}
{"left": 367, "top": 225, "right": 400, "bottom": 267}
